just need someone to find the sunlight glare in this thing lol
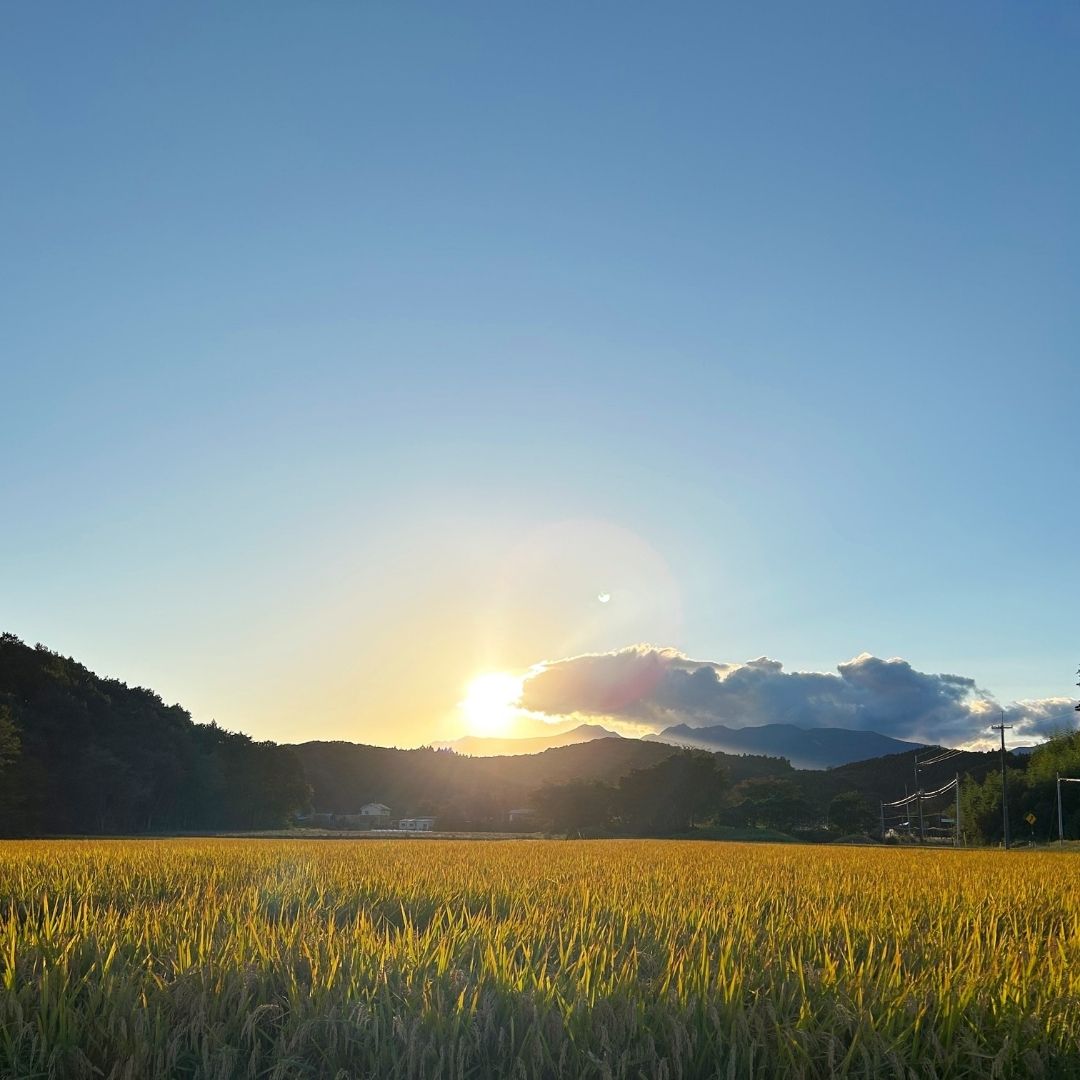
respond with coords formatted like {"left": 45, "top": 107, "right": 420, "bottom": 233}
{"left": 461, "top": 672, "right": 524, "bottom": 737}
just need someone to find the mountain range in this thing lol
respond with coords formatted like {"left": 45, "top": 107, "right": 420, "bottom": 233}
{"left": 442, "top": 719, "right": 927, "bottom": 770}
{"left": 649, "top": 723, "right": 926, "bottom": 768}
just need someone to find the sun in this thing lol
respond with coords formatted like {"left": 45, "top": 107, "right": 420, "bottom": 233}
{"left": 461, "top": 672, "right": 524, "bottom": 737}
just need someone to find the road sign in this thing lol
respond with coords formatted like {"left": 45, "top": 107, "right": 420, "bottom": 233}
{"left": 1025, "top": 812, "right": 1036, "bottom": 826}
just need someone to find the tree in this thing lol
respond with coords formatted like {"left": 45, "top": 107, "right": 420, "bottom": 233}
{"left": 729, "top": 778, "right": 815, "bottom": 833}
{"left": 959, "top": 768, "right": 1026, "bottom": 845}
{"left": 0, "top": 706, "right": 19, "bottom": 772}
{"left": 616, "top": 751, "right": 727, "bottom": 833}
{"left": 533, "top": 779, "right": 616, "bottom": 835}
{"left": 828, "top": 790, "right": 877, "bottom": 834}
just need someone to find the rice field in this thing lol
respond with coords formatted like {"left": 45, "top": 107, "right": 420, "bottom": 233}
{"left": 1, "top": 839, "right": 1077, "bottom": 1079}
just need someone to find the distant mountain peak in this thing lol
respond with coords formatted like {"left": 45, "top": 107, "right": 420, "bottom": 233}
{"left": 645, "top": 721, "right": 929, "bottom": 769}
{"left": 440, "top": 723, "right": 622, "bottom": 758}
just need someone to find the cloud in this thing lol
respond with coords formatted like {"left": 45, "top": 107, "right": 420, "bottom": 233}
{"left": 519, "top": 645, "right": 1076, "bottom": 747}
{"left": 998, "top": 698, "right": 1078, "bottom": 745}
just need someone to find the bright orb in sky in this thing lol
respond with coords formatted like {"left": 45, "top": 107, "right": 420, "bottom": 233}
{"left": 598, "top": 593, "right": 611, "bottom": 603}
{"left": 461, "top": 672, "right": 524, "bottom": 737}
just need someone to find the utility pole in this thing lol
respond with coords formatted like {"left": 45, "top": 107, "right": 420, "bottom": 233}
{"left": 955, "top": 773, "right": 961, "bottom": 848}
{"left": 879, "top": 801, "right": 885, "bottom": 842}
{"left": 914, "top": 752, "right": 926, "bottom": 842}
{"left": 1059, "top": 774, "right": 1064, "bottom": 847}
{"left": 1058, "top": 776, "right": 1080, "bottom": 846}
{"left": 991, "top": 715, "right": 1013, "bottom": 849}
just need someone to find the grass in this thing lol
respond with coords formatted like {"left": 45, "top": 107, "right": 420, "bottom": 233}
{"left": 1, "top": 839, "right": 1078, "bottom": 1078}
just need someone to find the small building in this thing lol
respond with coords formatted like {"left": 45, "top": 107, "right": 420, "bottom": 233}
{"left": 398, "top": 817, "right": 435, "bottom": 832}
{"left": 360, "top": 803, "right": 391, "bottom": 818}
{"left": 508, "top": 808, "right": 536, "bottom": 827}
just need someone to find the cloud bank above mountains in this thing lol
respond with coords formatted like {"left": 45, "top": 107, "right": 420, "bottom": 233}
{"left": 518, "top": 646, "right": 1075, "bottom": 748}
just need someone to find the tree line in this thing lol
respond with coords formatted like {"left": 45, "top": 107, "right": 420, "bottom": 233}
{"left": 292, "top": 737, "right": 814, "bottom": 833}
{"left": 529, "top": 756, "right": 881, "bottom": 837}
{"left": 960, "top": 731, "right": 1080, "bottom": 844}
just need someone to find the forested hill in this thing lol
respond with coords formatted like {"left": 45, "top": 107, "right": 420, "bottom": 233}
{"left": 291, "top": 738, "right": 790, "bottom": 828}
{"left": 294, "top": 737, "right": 672, "bottom": 819}
{"left": 0, "top": 634, "right": 309, "bottom": 835}
{"left": 829, "top": 747, "right": 1003, "bottom": 802}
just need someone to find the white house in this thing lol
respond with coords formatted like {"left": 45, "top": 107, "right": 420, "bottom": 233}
{"left": 398, "top": 817, "right": 435, "bottom": 832}
{"left": 360, "top": 803, "right": 390, "bottom": 818}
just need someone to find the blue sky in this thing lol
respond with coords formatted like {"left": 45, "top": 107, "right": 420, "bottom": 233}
{"left": 2, "top": 3, "right": 1077, "bottom": 746}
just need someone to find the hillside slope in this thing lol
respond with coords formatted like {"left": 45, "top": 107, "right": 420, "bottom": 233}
{"left": 291, "top": 737, "right": 794, "bottom": 827}
{"left": 440, "top": 723, "right": 621, "bottom": 757}
{"left": 649, "top": 722, "right": 926, "bottom": 768}
{"left": 0, "top": 633, "right": 309, "bottom": 834}
{"left": 829, "top": 747, "right": 1007, "bottom": 802}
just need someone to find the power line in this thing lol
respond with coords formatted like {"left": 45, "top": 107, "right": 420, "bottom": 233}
{"left": 919, "top": 778, "right": 960, "bottom": 801}
{"left": 879, "top": 779, "right": 961, "bottom": 844}
{"left": 917, "top": 748, "right": 965, "bottom": 767}
{"left": 881, "top": 778, "right": 959, "bottom": 809}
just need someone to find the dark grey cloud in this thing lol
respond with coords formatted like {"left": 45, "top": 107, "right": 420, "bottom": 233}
{"left": 519, "top": 645, "right": 1075, "bottom": 747}
{"left": 998, "top": 698, "right": 1079, "bottom": 745}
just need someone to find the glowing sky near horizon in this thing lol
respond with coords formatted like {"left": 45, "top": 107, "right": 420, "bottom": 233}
{"left": 1, "top": 3, "right": 1077, "bottom": 748}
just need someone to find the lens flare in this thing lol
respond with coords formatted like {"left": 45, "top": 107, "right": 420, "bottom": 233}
{"left": 461, "top": 672, "right": 523, "bottom": 736}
